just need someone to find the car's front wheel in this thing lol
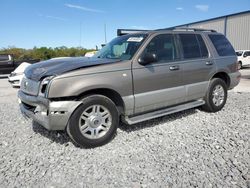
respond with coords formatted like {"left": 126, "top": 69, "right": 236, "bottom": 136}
{"left": 202, "top": 78, "right": 228, "bottom": 112}
{"left": 67, "top": 95, "right": 119, "bottom": 148}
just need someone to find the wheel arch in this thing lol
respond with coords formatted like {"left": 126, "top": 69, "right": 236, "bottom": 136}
{"left": 211, "top": 72, "right": 230, "bottom": 89}
{"left": 77, "top": 88, "right": 125, "bottom": 115}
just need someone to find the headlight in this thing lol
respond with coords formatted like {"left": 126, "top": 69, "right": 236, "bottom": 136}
{"left": 39, "top": 76, "right": 54, "bottom": 97}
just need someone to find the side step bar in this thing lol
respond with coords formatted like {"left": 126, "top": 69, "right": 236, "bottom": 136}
{"left": 124, "top": 100, "right": 205, "bottom": 125}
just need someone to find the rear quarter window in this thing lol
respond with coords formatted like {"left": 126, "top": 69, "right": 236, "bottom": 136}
{"left": 208, "top": 34, "right": 235, "bottom": 56}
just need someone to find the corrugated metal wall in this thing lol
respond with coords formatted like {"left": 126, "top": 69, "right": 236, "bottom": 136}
{"left": 226, "top": 13, "right": 250, "bottom": 50}
{"left": 188, "top": 19, "right": 225, "bottom": 34}
{"left": 183, "top": 12, "right": 250, "bottom": 50}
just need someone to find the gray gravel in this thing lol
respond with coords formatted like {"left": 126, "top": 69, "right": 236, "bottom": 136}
{"left": 0, "top": 79, "right": 249, "bottom": 187}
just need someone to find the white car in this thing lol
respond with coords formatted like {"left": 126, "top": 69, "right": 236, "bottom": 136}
{"left": 236, "top": 50, "right": 250, "bottom": 69}
{"left": 8, "top": 62, "right": 31, "bottom": 87}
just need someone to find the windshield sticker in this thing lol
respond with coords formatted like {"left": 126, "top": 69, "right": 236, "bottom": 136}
{"left": 127, "top": 37, "right": 143, "bottom": 42}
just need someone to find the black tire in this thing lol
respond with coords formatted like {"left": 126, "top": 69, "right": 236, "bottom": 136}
{"left": 67, "top": 95, "right": 119, "bottom": 148}
{"left": 202, "top": 78, "right": 228, "bottom": 112}
{"left": 238, "top": 61, "right": 242, "bottom": 70}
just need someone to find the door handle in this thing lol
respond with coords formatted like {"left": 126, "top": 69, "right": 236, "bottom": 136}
{"left": 206, "top": 61, "right": 213, "bottom": 65}
{"left": 169, "top": 65, "right": 179, "bottom": 71}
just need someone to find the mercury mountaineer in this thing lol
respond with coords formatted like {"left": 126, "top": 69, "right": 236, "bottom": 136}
{"left": 18, "top": 28, "right": 241, "bottom": 147}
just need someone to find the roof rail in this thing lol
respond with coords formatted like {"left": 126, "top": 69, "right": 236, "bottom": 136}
{"left": 117, "top": 29, "right": 149, "bottom": 36}
{"left": 157, "top": 27, "right": 217, "bottom": 32}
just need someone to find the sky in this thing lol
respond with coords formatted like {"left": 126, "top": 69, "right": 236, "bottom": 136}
{"left": 1, "top": 0, "right": 250, "bottom": 49}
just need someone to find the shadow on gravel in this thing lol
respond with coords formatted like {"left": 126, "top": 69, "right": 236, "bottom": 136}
{"left": 31, "top": 108, "right": 199, "bottom": 147}
{"left": 120, "top": 108, "right": 198, "bottom": 133}
{"left": 32, "top": 121, "right": 71, "bottom": 145}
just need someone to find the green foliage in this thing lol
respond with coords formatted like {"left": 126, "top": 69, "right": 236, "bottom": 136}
{"left": 0, "top": 46, "right": 95, "bottom": 61}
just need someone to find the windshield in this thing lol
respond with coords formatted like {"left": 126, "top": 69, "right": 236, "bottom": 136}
{"left": 236, "top": 51, "right": 243, "bottom": 56}
{"left": 94, "top": 34, "right": 148, "bottom": 60}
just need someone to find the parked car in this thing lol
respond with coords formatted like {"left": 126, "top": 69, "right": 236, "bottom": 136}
{"left": 18, "top": 28, "right": 241, "bottom": 148}
{"left": 8, "top": 62, "right": 31, "bottom": 87}
{"left": 0, "top": 54, "right": 39, "bottom": 75}
{"left": 236, "top": 50, "right": 250, "bottom": 69}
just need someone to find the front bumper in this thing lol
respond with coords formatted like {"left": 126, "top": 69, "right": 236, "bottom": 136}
{"left": 228, "top": 71, "right": 241, "bottom": 89}
{"left": 18, "top": 90, "right": 82, "bottom": 130}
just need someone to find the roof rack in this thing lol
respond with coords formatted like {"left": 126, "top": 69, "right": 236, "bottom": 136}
{"left": 117, "top": 29, "right": 149, "bottom": 36}
{"left": 157, "top": 27, "right": 217, "bottom": 32}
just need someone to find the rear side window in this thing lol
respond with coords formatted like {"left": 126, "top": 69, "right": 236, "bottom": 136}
{"left": 208, "top": 34, "right": 235, "bottom": 56}
{"left": 179, "top": 34, "right": 208, "bottom": 59}
{"left": 196, "top": 35, "right": 208, "bottom": 57}
{"left": 179, "top": 34, "right": 201, "bottom": 59}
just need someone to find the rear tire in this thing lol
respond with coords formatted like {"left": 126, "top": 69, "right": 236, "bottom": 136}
{"left": 202, "top": 78, "right": 227, "bottom": 112}
{"left": 67, "top": 95, "right": 119, "bottom": 148}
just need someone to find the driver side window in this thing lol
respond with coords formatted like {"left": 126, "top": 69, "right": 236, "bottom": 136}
{"left": 144, "top": 34, "right": 178, "bottom": 63}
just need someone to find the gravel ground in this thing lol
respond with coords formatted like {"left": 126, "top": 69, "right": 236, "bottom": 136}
{"left": 0, "top": 79, "right": 249, "bottom": 187}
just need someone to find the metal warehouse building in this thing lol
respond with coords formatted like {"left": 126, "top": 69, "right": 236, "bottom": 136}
{"left": 176, "top": 10, "right": 250, "bottom": 50}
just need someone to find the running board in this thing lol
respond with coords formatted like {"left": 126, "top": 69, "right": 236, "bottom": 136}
{"left": 124, "top": 100, "right": 205, "bottom": 125}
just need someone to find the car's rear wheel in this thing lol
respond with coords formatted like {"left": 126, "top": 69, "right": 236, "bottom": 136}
{"left": 202, "top": 78, "right": 228, "bottom": 112}
{"left": 67, "top": 95, "right": 119, "bottom": 148}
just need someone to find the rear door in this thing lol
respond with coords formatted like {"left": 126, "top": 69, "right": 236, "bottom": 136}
{"left": 0, "top": 54, "right": 13, "bottom": 74}
{"left": 178, "top": 33, "right": 216, "bottom": 101}
{"left": 132, "top": 33, "right": 186, "bottom": 114}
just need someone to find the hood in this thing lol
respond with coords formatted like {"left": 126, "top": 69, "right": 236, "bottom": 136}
{"left": 24, "top": 57, "right": 120, "bottom": 81}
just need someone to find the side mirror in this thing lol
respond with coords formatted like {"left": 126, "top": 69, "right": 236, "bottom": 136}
{"left": 138, "top": 53, "right": 157, "bottom": 65}
{"left": 243, "top": 54, "right": 247, "bottom": 58}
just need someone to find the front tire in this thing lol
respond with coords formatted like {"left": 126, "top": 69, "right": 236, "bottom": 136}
{"left": 67, "top": 95, "right": 119, "bottom": 148}
{"left": 202, "top": 78, "right": 228, "bottom": 112}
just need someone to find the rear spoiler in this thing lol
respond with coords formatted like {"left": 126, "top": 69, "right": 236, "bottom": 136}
{"left": 117, "top": 29, "right": 149, "bottom": 36}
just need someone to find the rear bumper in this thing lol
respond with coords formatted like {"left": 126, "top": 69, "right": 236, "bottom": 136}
{"left": 18, "top": 90, "right": 82, "bottom": 130}
{"left": 228, "top": 71, "right": 241, "bottom": 89}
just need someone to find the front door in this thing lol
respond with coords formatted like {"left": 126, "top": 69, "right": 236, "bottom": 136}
{"left": 132, "top": 34, "right": 185, "bottom": 114}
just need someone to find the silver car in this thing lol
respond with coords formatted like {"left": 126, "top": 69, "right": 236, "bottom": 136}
{"left": 18, "top": 28, "right": 241, "bottom": 147}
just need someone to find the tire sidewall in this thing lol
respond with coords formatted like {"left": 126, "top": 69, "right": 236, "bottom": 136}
{"left": 207, "top": 78, "right": 228, "bottom": 112}
{"left": 67, "top": 95, "right": 119, "bottom": 148}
